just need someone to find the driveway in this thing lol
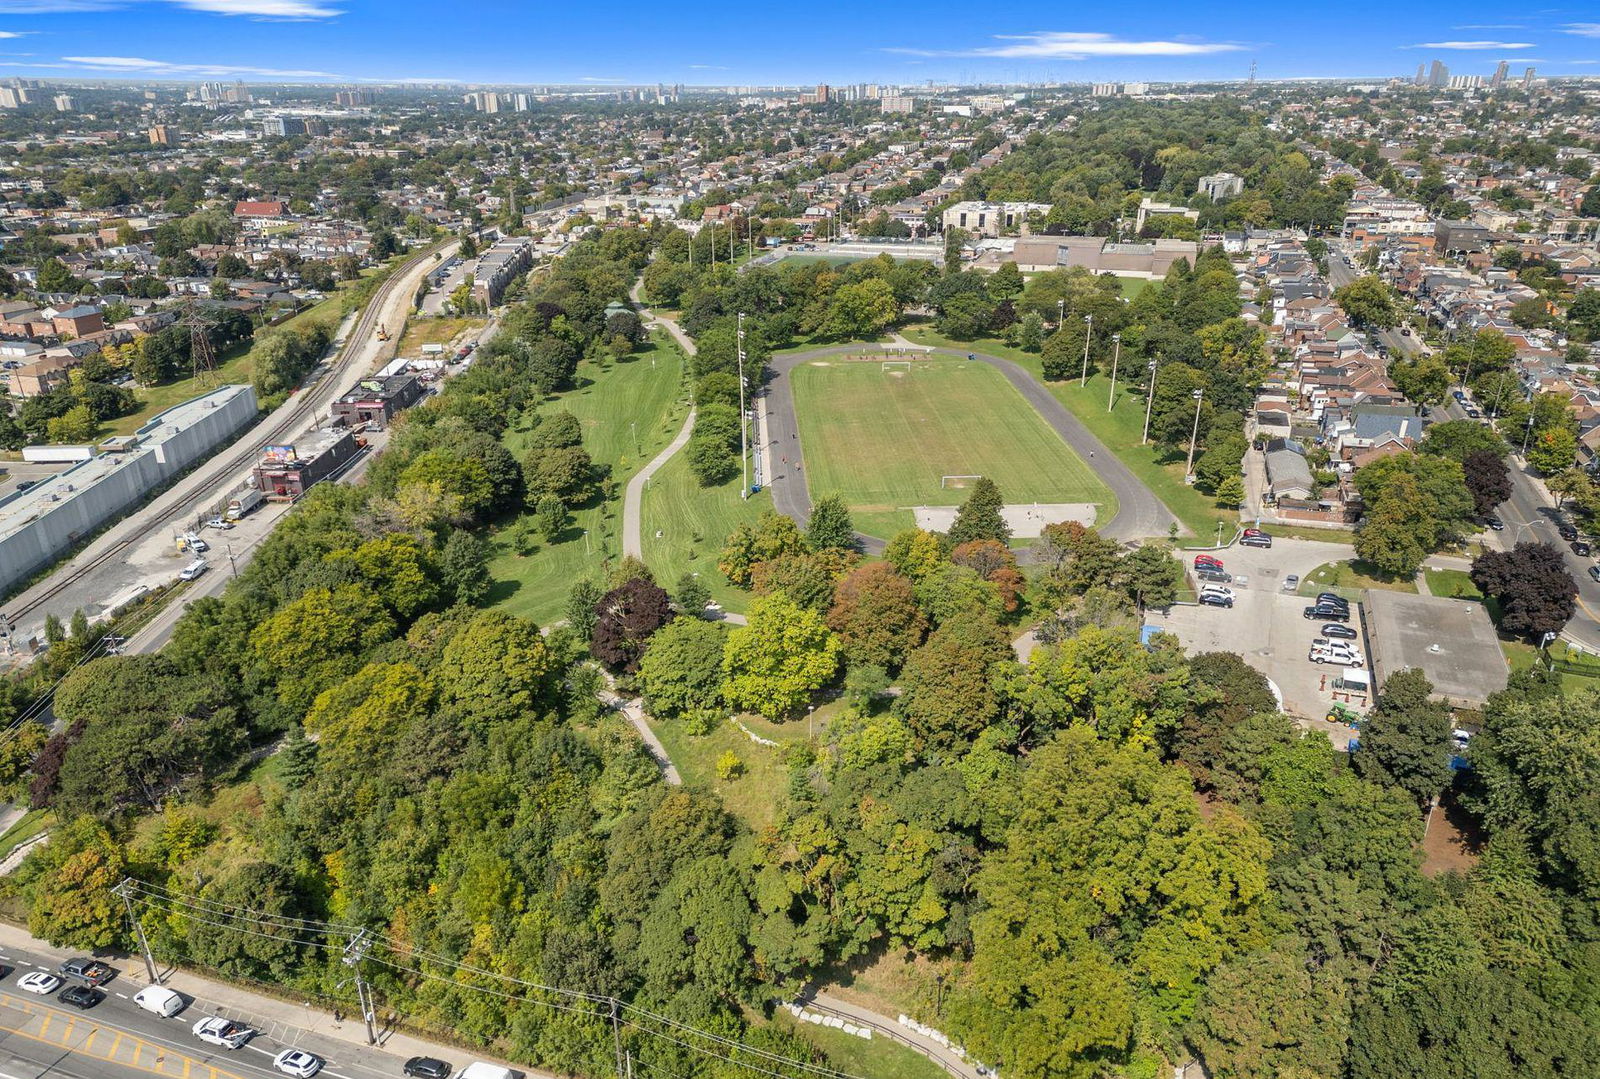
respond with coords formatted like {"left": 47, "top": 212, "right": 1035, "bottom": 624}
{"left": 764, "top": 345, "right": 1178, "bottom": 545}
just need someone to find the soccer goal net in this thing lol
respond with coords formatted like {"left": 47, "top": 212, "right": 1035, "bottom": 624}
{"left": 882, "top": 360, "right": 913, "bottom": 373}
{"left": 941, "top": 475, "right": 983, "bottom": 489}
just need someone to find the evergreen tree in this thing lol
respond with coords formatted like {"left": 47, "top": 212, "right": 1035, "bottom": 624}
{"left": 806, "top": 494, "right": 856, "bottom": 551}
{"left": 948, "top": 477, "right": 1010, "bottom": 545}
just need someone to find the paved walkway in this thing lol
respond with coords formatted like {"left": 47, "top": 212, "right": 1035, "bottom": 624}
{"left": 801, "top": 990, "right": 981, "bottom": 1079}
{"left": 765, "top": 345, "right": 1179, "bottom": 544}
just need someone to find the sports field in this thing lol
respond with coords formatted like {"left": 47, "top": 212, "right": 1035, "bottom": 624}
{"left": 790, "top": 357, "right": 1114, "bottom": 537}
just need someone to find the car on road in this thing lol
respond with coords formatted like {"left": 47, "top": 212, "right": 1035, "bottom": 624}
{"left": 134, "top": 986, "right": 186, "bottom": 1017}
{"left": 404, "top": 1059, "right": 453, "bottom": 1079}
{"left": 1198, "top": 592, "right": 1233, "bottom": 609}
{"left": 57, "top": 985, "right": 103, "bottom": 1009}
{"left": 1320, "top": 623, "right": 1359, "bottom": 640}
{"left": 273, "top": 1050, "right": 324, "bottom": 1078}
{"left": 1196, "top": 569, "right": 1232, "bottom": 584}
{"left": 1240, "top": 532, "right": 1272, "bottom": 548}
{"left": 17, "top": 972, "right": 60, "bottom": 995}
{"left": 1282, "top": 574, "right": 1300, "bottom": 592}
{"left": 1304, "top": 605, "right": 1350, "bottom": 622}
{"left": 205, "top": 517, "right": 233, "bottom": 530}
{"left": 1484, "top": 515, "right": 1504, "bottom": 531}
{"left": 58, "top": 958, "right": 115, "bottom": 986}
{"left": 1575, "top": 541, "right": 1592, "bottom": 558}
{"left": 193, "top": 1017, "right": 254, "bottom": 1049}
{"left": 14, "top": 480, "right": 34, "bottom": 492}
{"left": 178, "top": 560, "right": 208, "bottom": 582}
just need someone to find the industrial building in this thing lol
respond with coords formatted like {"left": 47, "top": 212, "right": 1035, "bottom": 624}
{"left": 252, "top": 429, "right": 360, "bottom": 501}
{"left": 332, "top": 370, "right": 425, "bottom": 429}
{"left": 0, "top": 384, "right": 258, "bottom": 601}
{"left": 1362, "top": 591, "right": 1508, "bottom": 710}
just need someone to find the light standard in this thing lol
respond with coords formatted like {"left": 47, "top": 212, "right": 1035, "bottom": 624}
{"left": 1141, "top": 361, "right": 1158, "bottom": 445}
{"left": 1056, "top": 298, "right": 1064, "bottom": 330}
{"left": 1521, "top": 411, "right": 1536, "bottom": 457}
{"left": 1079, "top": 313, "right": 1093, "bottom": 386}
{"left": 1184, "top": 388, "right": 1205, "bottom": 482}
{"left": 1106, "top": 333, "right": 1122, "bottom": 411}
{"left": 737, "top": 311, "right": 749, "bottom": 499}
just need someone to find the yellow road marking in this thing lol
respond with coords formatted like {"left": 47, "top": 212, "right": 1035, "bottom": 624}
{"left": 0, "top": 995, "right": 251, "bottom": 1079}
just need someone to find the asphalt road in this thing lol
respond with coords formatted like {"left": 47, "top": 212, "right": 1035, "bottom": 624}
{"left": 0, "top": 941, "right": 431, "bottom": 1079}
{"left": 764, "top": 346, "right": 1178, "bottom": 544}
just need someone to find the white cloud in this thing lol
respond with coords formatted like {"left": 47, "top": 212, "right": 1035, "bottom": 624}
{"left": 0, "top": 0, "right": 338, "bottom": 16}
{"left": 0, "top": 30, "right": 29, "bottom": 35}
{"left": 687, "top": 64, "right": 726, "bottom": 70}
{"left": 1404, "top": 40, "right": 1536, "bottom": 49}
{"left": 60, "top": 53, "right": 342, "bottom": 76}
{"left": 1563, "top": 23, "right": 1600, "bottom": 37}
{"left": 579, "top": 75, "right": 625, "bottom": 83}
{"left": 884, "top": 30, "right": 1246, "bottom": 60}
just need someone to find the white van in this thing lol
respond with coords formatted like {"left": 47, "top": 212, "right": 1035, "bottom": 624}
{"left": 133, "top": 985, "right": 186, "bottom": 1017}
{"left": 458, "top": 1063, "right": 515, "bottom": 1079}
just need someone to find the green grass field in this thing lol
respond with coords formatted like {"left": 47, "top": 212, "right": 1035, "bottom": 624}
{"left": 900, "top": 327, "right": 1236, "bottom": 539}
{"left": 772, "top": 1011, "right": 949, "bottom": 1079}
{"left": 790, "top": 357, "right": 1114, "bottom": 539}
{"left": 1300, "top": 559, "right": 1417, "bottom": 601}
{"left": 639, "top": 450, "right": 775, "bottom": 615}
{"left": 1425, "top": 568, "right": 1483, "bottom": 600}
{"left": 487, "top": 335, "right": 689, "bottom": 625}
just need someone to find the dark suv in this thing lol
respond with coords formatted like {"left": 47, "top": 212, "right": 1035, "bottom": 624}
{"left": 404, "top": 1060, "right": 452, "bottom": 1079}
{"left": 1304, "top": 605, "right": 1350, "bottom": 623}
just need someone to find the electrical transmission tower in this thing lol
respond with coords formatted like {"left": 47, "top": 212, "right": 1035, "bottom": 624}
{"left": 181, "top": 299, "right": 219, "bottom": 386}
{"left": 1248, "top": 60, "right": 1257, "bottom": 86}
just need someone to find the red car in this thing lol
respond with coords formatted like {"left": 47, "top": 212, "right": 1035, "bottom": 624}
{"left": 1194, "top": 555, "right": 1223, "bottom": 569}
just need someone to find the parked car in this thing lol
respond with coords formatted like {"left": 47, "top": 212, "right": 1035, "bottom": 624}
{"left": 1200, "top": 585, "right": 1235, "bottom": 600}
{"left": 1465, "top": 406, "right": 1482, "bottom": 419}
{"left": 1305, "top": 605, "right": 1350, "bottom": 622}
{"left": 57, "top": 985, "right": 103, "bottom": 1009}
{"left": 1196, "top": 569, "right": 1233, "bottom": 584}
{"left": 1484, "top": 515, "right": 1504, "bottom": 531}
{"left": 1320, "top": 623, "right": 1358, "bottom": 640}
{"left": 134, "top": 986, "right": 186, "bottom": 1017}
{"left": 273, "top": 1050, "right": 324, "bottom": 1078}
{"left": 1240, "top": 533, "right": 1272, "bottom": 548}
{"left": 404, "top": 1060, "right": 452, "bottom": 1079}
{"left": 58, "top": 958, "right": 115, "bottom": 986}
{"left": 193, "top": 1018, "right": 254, "bottom": 1050}
{"left": 1282, "top": 574, "right": 1300, "bottom": 592}
{"left": 1452, "top": 389, "right": 1466, "bottom": 401}
{"left": 178, "top": 560, "right": 208, "bottom": 582}
{"left": 1575, "top": 541, "right": 1592, "bottom": 558}
{"left": 1199, "top": 592, "right": 1234, "bottom": 609}
{"left": 1560, "top": 524, "right": 1578, "bottom": 541}
{"left": 1310, "top": 649, "right": 1364, "bottom": 667}
{"left": 17, "top": 972, "right": 60, "bottom": 995}
{"left": 1588, "top": 566, "right": 1600, "bottom": 584}
{"left": 1194, "top": 555, "right": 1223, "bottom": 569}
{"left": 206, "top": 517, "right": 234, "bottom": 530}
{"left": 1315, "top": 592, "right": 1349, "bottom": 609}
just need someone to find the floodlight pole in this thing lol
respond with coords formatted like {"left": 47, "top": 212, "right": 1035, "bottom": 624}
{"left": 1142, "top": 361, "right": 1158, "bottom": 444}
{"left": 1106, "top": 333, "right": 1121, "bottom": 411}
{"left": 738, "top": 311, "right": 749, "bottom": 499}
{"left": 1079, "top": 313, "right": 1093, "bottom": 386}
{"left": 1185, "top": 388, "right": 1205, "bottom": 482}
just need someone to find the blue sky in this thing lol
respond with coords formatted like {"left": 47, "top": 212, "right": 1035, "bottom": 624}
{"left": 0, "top": 0, "right": 1595, "bottom": 85}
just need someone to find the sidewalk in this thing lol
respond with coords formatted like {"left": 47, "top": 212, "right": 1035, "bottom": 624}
{"left": 0, "top": 922, "right": 536, "bottom": 1076}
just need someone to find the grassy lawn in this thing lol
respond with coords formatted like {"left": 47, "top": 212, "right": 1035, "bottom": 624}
{"left": 648, "top": 715, "right": 790, "bottom": 833}
{"left": 487, "top": 335, "right": 688, "bottom": 626}
{"left": 639, "top": 452, "right": 774, "bottom": 615}
{"left": 1115, "top": 276, "right": 1149, "bottom": 299}
{"left": 790, "top": 355, "right": 1114, "bottom": 540}
{"left": 0, "top": 809, "right": 51, "bottom": 863}
{"left": 397, "top": 316, "right": 485, "bottom": 353}
{"left": 1425, "top": 568, "right": 1483, "bottom": 600}
{"left": 1502, "top": 640, "right": 1600, "bottom": 694}
{"left": 772, "top": 1011, "right": 949, "bottom": 1079}
{"left": 900, "top": 327, "right": 1230, "bottom": 539}
{"left": 1300, "top": 559, "right": 1418, "bottom": 601}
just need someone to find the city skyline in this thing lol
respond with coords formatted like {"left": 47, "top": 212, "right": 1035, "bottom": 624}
{"left": 0, "top": 1, "right": 1593, "bottom": 84}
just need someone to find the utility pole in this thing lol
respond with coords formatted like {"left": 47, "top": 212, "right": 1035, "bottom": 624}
{"left": 1056, "top": 298, "right": 1064, "bottom": 330}
{"left": 1142, "top": 362, "right": 1158, "bottom": 445}
{"left": 737, "top": 312, "right": 749, "bottom": 499}
{"left": 1079, "top": 313, "right": 1093, "bottom": 386}
{"left": 342, "top": 930, "right": 378, "bottom": 1046}
{"left": 113, "top": 880, "right": 160, "bottom": 985}
{"left": 1106, "top": 333, "right": 1122, "bottom": 411}
{"left": 1185, "top": 388, "right": 1205, "bottom": 482}
{"left": 609, "top": 998, "right": 625, "bottom": 1079}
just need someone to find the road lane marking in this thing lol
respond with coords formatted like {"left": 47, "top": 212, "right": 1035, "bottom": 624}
{"left": 0, "top": 993, "right": 257, "bottom": 1079}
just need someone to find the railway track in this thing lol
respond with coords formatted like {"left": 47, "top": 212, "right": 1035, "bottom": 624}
{"left": 7, "top": 243, "right": 449, "bottom": 624}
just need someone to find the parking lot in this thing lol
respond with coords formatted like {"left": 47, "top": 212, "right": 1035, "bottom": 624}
{"left": 1146, "top": 536, "right": 1368, "bottom": 747}
{"left": 0, "top": 459, "right": 72, "bottom": 498}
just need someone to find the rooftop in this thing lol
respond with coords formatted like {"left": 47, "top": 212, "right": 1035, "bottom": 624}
{"left": 1362, "top": 590, "right": 1509, "bottom": 709}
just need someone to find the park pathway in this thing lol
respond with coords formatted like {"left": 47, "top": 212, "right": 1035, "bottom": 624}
{"left": 765, "top": 344, "right": 1179, "bottom": 544}
{"left": 622, "top": 277, "right": 700, "bottom": 560}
